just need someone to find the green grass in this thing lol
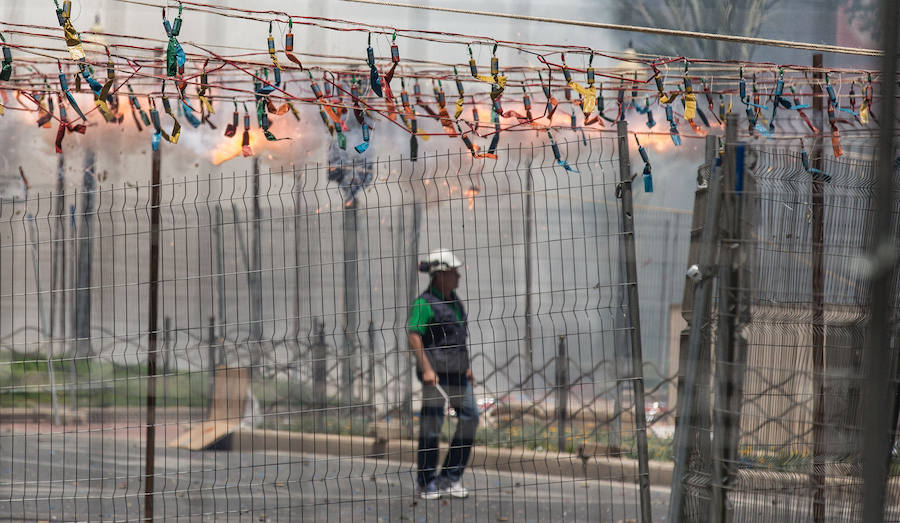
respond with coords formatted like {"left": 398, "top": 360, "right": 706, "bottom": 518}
{"left": 0, "top": 351, "right": 210, "bottom": 408}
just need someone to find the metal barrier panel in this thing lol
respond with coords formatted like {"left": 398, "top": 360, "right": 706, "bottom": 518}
{"left": 673, "top": 139, "right": 900, "bottom": 522}
{"left": 0, "top": 136, "right": 666, "bottom": 521}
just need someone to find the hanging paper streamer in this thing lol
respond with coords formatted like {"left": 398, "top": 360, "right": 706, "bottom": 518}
{"left": 538, "top": 70, "right": 558, "bottom": 120}
{"left": 309, "top": 72, "right": 347, "bottom": 131}
{"left": 596, "top": 83, "right": 615, "bottom": 123}
{"left": 563, "top": 53, "right": 596, "bottom": 117}
{"left": 55, "top": 94, "right": 86, "bottom": 153}
{"left": 487, "top": 107, "right": 500, "bottom": 156}
{"left": 354, "top": 122, "right": 371, "bottom": 153}
{"left": 860, "top": 74, "right": 872, "bottom": 124}
{"left": 435, "top": 81, "right": 457, "bottom": 135}
{"left": 283, "top": 19, "right": 303, "bottom": 70}
{"left": 768, "top": 68, "right": 786, "bottom": 132}
{"left": 645, "top": 100, "right": 655, "bottom": 128}
{"left": 127, "top": 84, "right": 150, "bottom": 130}
{"left": 0, "top": 32, "right": 12, "bottom": 81}
{"left": 825, "top": 74, "right": 843, "bottom": 157}
{"left": 468, "top": 44, "right": 507, "bottom": 100}
{"left": 182, "top": 100, "right": 201, "bottom": 127}
{"left": 666, "top": 105, "right": 681, "bottom": 146}
{"left": 682, "top": 61, "right": 697, "bottom": 121}
{"left": 241, "top": 104, "right": 253, "bottom": 156}
{"left": 346, "top": 80, "right": 362, "bottom": 124}
{"left": 827, "top": 100, "right": 843, "bottom": 157}
{"left": 398, "top": 78, "right": 418, "bottom": 161}
{"left": 54, "top": 0, "right": 85, "bottom": 61}
{"left": 224, "top": 101, "right": 239, "bottom": 137}
{"left": 366, "top": 33, "right": 383, "bottom": 97}
{"left": 163, "top": 2, "right": 186, "bottom": 78}
{"left": 36, "top": 91, "right": 54, "bottom": 128}
{"left": 81, "top": 64, "right": 115, "bottom": 122}
{"left": 635, "top": 135, "right": 653, "bottom": 193}
{"left": 58, "top": 61, "right": 86, "bottom": 121}
{"left": 453, "top": 66, "right": 465, "bottom": 119}
{"left": 521, "top": 85, "right": 533, "bottom": 122}
{"left": 149, "top": 97, "right": 162, "bottom": 151}
{"left": 789, "top": 85, "right": 817, "bottom": 134}
{"left": 159, "top": 93, "right": 181, "bottom": 144}
{"left": 547, "top": 130, "right": 577, "bottom": 172}
{"left": 800, "top": 140, "right": 831, "bottom": 182}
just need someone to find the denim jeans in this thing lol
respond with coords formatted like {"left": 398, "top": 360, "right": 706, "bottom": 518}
{"left": 417, "top": 377, "right": 479, "bottom": 487}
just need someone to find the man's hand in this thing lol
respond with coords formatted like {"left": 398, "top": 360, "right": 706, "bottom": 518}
{"left": 422, "top": 367, "right": 438, "bottom": 386}
{"left": 466, "top": 368, "right": 476, "bottom": 388}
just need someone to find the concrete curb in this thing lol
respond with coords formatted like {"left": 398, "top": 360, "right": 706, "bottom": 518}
{"left": 229, "top": 427, "right": 674, "bottom": 487}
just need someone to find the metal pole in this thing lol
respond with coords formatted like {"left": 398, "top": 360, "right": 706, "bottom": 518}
{"left": 144, "top": 135, "right": 161, "bottom": 522}
{"left": 49, "top": 155, "right": 65, "bottom": 358}
{"left": 710, "top": 114, "right": 741, "bottom": 523}
{"left": 342, "top": 196, "right": 359, "bottom": 406}
{"left": 810, "top": 52, "right": 827, "bottom": 523}
{"left": 669, "top": 135, "right": 723, "bottom": 523}
{"left": 861, "top": 1, "right": 899, "bottom": 519}
{"left": 250, "top": 158, "right": 262, "bottom": 374}
{"left": 403, "top": 201, "right": 421, "bottom": 438}
{"left": 616, "top": 119, "right": 652, "bottom": 523}
{"left": 556, "top": 336, "right": 568, "bottom": 453}
{"left": 74, "top": 151, "right": 96, "bottom": 357}
{"left": 67, "top": 204, "right": 76, "bottom": 410}
{"left": 214, "top": 204, "right": 226, "bottom": 348}
{"left": 524, "top": 152, "right": 535, "bottom": 395}
{"left": 163, "top": 317, "right": 171, "bottom": 405}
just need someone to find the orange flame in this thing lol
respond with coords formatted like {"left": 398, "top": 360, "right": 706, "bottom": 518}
{"left": 211, "top": 129, "right": 267, "bottom": 165}
{"left": 463, "top": 186, "right": 480, "bottom": 210}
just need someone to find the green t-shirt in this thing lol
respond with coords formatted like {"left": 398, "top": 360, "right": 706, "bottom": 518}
{"left": 407, "top": 287, "right": 462, "bottom": 335}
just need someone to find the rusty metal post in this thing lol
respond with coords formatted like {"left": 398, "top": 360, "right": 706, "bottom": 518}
{"left": 556, "top": 336, "right": 569, "bottom": 453}
{"left": 144, "top": 132, "right": 161, "bottom": 521}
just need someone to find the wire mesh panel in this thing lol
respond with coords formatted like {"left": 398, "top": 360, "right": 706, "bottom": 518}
{"left": 0, "top": 136, "right": 666, "bottom": 521}
{"left": 675, "top": 140, "right": 900, "bottom": 522}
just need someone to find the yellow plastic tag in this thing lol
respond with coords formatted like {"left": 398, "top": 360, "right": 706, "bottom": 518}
{"left": 455, "top": 97, "right": 464, "bottom": 119}
{"left": 860, "top": 103, "right": 869, "bottom": 124}
{"left": 567, "top": 81, "right": 596, "bottom": 115}
{"left": 684, "top": 93, "right": 696, "bottom": 120}
{"left": 199, "top": 95, "right": 215, "bottom": 114}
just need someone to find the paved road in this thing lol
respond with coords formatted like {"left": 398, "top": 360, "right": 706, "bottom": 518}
{"left": 0, "top": 430, "right": 671, "bottom": 522}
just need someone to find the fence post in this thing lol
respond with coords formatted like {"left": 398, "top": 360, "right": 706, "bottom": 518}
{"left": 368, "top": 319, "right": 376, "bottom": 414}
{"left": 342, "top": 195, "right": 359, "bottom": 407}
{"left": 616, "top": 119, "right": 652, "bottom": 523}
{"left": 207, "top": 316, "right": 216, "bottom": 417}
{"left": 668, "top": 136, "right": 724, "bottom": 522}
{"left": 249, "top": 158, "right": 263, "bottom": 375}
{"left": 74, "top": 150, "right": 96, "bottom": 357}
{"left": 556, "top": 336, "right": 568, "bottom": 453}
{"left": 143, "top": 126, "right": 162, "bottom": 522}
{"left": 313, "top": 319, "right": 328, "bottom": 431}
{"left": 810, "top": 52, "right": 827, "bottom": 523}
{"left": 214, "top": 204, "right": 226, "bottom": 349}
{"left": 709, "top": 113, "right": 753, "bottom": 523}
{"left": 861, "top": 1, "right": 900, "bottom": 519}
{"left": 163, "top": 317, "right": 171, "bottom": 405}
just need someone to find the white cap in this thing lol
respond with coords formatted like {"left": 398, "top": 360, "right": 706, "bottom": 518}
{"left": 419, "top": 249, "right": 463, "bottom": 274}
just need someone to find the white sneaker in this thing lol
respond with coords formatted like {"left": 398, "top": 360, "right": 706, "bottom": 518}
{"left": 440, "top": 480, "right": 469, "bottom": 498}
{"left": 417, "top": 481, "right": 441, "bottom": 500}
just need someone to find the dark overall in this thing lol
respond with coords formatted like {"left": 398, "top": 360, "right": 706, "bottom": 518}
{"left": 416, "top": 290, "right": 479, "bottom": 488}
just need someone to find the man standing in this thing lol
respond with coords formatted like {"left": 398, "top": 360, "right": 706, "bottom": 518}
{"left": 408, "top": 249, "right": 478, "bottom": 500}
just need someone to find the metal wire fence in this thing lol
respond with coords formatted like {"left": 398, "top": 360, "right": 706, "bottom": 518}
{"left": 0, "top": 131, "right": 675, "bottom": 521}
{"left": 669, "top": 124, "right": 900, "bottom": 522}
